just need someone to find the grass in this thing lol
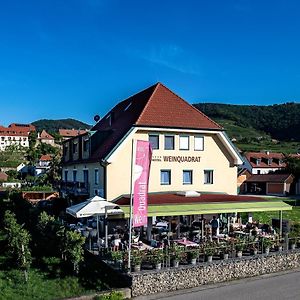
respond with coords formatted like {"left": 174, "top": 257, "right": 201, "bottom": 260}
{"left": 0, "top": 267, "right": 93, "bottom": 300}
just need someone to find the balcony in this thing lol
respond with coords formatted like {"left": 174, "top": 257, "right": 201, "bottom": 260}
{"left": 60, "top": 181, "right": 90, "bottom": 197}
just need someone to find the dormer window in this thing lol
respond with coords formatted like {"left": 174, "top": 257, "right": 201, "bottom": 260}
{"left": 268, "top": 158, "right": 273, "bottom": 166}
{"left": 256, "top": 158, "right": 261, "bottom": 165}
{"left": 279, "top": 159, "right": 284, "bottom": 166}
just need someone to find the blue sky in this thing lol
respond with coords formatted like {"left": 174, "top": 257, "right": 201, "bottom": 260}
{"left": 1, "top": 0, "right": 300, "bottom": 126}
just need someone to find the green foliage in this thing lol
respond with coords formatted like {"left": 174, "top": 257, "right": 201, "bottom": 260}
{"left": 63, "top": 230, "right": 86, "bottom": 274}
{"left": 0, "top": 268, "right": 91, "bottom": 300}
{"left": 94, "top": 291, "right": 124, "bottom": 300}
{"left": 194, "top": 102, "right": 300, "bottom": 142}
{"left": 32, "top": 118, "right": 91, "bottom": 132}
{"left": 3, "top": 211, "right": 32, "bottom": 281}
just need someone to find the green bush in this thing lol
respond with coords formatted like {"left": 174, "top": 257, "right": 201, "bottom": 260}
{"left": 94, "top": 291, "right": 124, "bottom": 300}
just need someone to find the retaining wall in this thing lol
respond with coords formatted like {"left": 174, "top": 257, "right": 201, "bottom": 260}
{"left": 130, "top": 250, "right": 300, "bottom": 297}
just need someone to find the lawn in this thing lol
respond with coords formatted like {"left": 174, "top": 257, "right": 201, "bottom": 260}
{"left": 0, "top": 267, "right": 93, "bottom": 300}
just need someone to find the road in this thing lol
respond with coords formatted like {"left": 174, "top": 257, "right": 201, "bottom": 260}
{"left": 137, "top": 269, "right": 300, "bottom": 300}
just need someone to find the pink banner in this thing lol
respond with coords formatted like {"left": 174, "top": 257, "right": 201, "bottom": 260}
{"left": 132, "top": 140, "right": 152, "bottom": 227}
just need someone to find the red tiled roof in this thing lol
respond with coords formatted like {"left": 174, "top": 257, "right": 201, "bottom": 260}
{"left": 59, "top": 129, "right": 87, "bottom": 137}
{"left": 245, "top": 152, "right": 286, "bottom": 169}
{"left": 0, "top": 172, "right": 8, "bottom": 181}
{"left": 0, "top": 123, "right": 35, "bottom": 137}
{"left": 115, "top": 193, "right": 266, "bottom": 206}
{"left": 87, "top": 83, "right": 222, "bottom": 161}
{"left": 40, "top": 154, "right": 52, "bottom": 161}
{"left": 246, "top": 174, "right": 294, "bottom": 183}
{"left": 40, "top": 130, "right": 54, "bottom": 140}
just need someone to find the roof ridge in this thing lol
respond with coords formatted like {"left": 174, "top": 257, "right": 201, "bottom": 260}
{"left": 135, "top": 82, "right": 160, "bottom": 124}
{"left": 151, "top": 83, "right": 223, "bottom": 130}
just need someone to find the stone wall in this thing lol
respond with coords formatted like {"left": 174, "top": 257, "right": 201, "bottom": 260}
{"left": 130, "top": 250, "right": 300, "bottom": 297}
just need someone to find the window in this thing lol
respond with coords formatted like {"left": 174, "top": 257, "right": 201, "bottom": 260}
{"left": 183, "top": 170, "right": 193, "bottom": 184}
{"left": 94, "top": 169, "right": 99, "bottom": 185}
{"left": 83, "top": 170, "right": 89, "bottom": 185}
{"left": 194, "top": 136, "right": 204, "bottom": 151}
{"left": 73, "top": 170, "right": 77, "bottom": 182}
{"left": 164, "top": 136, "right": 174, "bottom": 150}
{"left": 179, "top": 136, "right": 189, "bottom": 150}
{"left": 256, "top": 159, "right": 261, "bottom": 166}
{"left": 72, "top": 142, "right": 78, "bottom": 154}
{"left": 63, "top": 145, "right": 68, "bottom": 156}
{"left": 149, "top": 134, "right": 159, "bottom": 150}
{"left": 160, "top": 170, "right": 171, "bottom": 185}
{"left": 83, "top": 139, "right": 89, "bottom": 152}
{"left": 64, "top": 170, "right": 68, "bottom": 182}
{"left": 267, "top": 158, "right": 272, "bottom": 166}
{"left": 204, "top": 170, "right": 214, "bottom": 184}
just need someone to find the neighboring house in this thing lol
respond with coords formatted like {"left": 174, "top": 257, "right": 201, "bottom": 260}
{"left": 35, "top": 154, "right": 52, "bottom": 176}
{"left": 0, "top": 171, "right": 8, "bottom": 182}
{"left": 244, "top": 174, "right": 294, "bottom": 196}
{"left": 59, "top": 129, "right": 88, "bottom": 141}
{"left": 244, "top": 151, "right": 286, "bottom": 175}
{"left": 237, "top": 168, "right": 251, "bottom": 194}
{"left": 38, "top": 130, "right": 55, "bottom": 146}
{"left": 61, "top": 82, "right": 243, "bottom": 200}
{"left": 0, "top": 123, "right": 35, "bottom": 150}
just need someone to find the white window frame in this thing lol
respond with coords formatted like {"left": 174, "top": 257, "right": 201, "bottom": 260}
{"left": 149, "top": 134, "right": 159, "bottom": 150}
{"left": 183, "top": 170, "right": 193, "bottom": 185}
{"left": 179, "top": 135, "right": 189, "bottom": 150}
{"left": 160, "top": 170, "right": 171, "bottom": 185}
{"left": 194, "top": 136, "right": 204, "bottom": 151}
{"left": 94, "top": 169, "right": 99, "bottom": 185}
{"left": 164, "top": 135, "right": 175, "bottom": 150}
{"left": 204, "top": 170, "right": 214, "bottom": 184}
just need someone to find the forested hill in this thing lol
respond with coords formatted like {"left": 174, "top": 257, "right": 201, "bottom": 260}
{"left": 193, "top": 102, "right": 300, "bottom": 141}
{"left": 32, "top": 118, "right": 91, "bottom": 133}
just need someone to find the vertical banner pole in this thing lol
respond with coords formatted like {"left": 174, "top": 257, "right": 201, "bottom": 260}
{"left": 128, "top": 139, "right": 135, "bottom": 271}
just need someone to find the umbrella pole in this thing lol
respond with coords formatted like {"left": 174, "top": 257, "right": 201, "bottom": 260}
{"left": 105, "top": 207, "right": 108, "bottom": 248}
{"left": 97, "top": 214, "right": 99, "bottom": 251}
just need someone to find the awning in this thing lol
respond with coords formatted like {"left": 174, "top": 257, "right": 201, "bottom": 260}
{"left": 120, "top": 200, "right": 292, "bottom": 218}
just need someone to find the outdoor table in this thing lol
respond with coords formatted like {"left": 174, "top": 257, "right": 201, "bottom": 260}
{"left": 175, "top": 239, "right": 198, "bottom": 247}
{"left": 132, "top": 242, "right": 154, "bottom": 251}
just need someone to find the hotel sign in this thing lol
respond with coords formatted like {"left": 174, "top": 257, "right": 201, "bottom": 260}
{"left": 152, "top": 155, "right": 201, "bottom": 163}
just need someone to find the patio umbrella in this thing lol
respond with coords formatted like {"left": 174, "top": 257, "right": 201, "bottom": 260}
{"left": 66, "top": 195, "right": 123, "bottom": 247}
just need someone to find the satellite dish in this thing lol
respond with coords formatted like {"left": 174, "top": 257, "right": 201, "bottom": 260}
{"left": 94, "top": 115, "right": 101, "bottom": 122}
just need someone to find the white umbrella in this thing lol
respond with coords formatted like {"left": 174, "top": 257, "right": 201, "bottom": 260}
{"left": 66, "top": 195, "right": 123, "bottom": 218}
{"left": 66, "top": 195, "right": 123, "bottom": 248}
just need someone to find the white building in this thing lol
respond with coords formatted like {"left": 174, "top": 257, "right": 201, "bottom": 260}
{"left": 0, "top": 123, "right": 35, "bottom": 151}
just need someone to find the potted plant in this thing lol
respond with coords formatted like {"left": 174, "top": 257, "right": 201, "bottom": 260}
{"left": 111, "top": 250, "right": 123, "bottom": 267}
{"left": 289, "top": 231, "right": 298, "bottom": 250}
{"left": 187, "top": 249, "right": 199, "bottom": 265}
{"left": 262, "top": 238, "right": 273, "bottom": 255}
{"left": 150, "top": 249, "right": 164, "bottom": 270}
{"left": 220, "top": 243, "right": 230, "bottom": 260}
{"left": 249, "top": 244, "right": 258, "bottom": 255}
{"left": 131, "top": 250, "right": 143, "bottom": 272}
{"left": 170, "top": 245, "right": 184, "bottom": 268}
{"left": 204, "top": 244, "right": 215, "bottom": 263}
{"left": 235, "top": 242, "right": 245, "bottom": 258}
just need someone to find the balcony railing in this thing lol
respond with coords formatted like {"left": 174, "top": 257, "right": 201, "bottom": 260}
{"left": 60, "top": 181, "right": 90, "bottom": 196}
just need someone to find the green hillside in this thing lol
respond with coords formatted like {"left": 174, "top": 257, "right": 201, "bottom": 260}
{"left": 193, "top": 102, "right": 300, "bottom": 153}
{"left": 32, "top": 118, "right": 91, "bottom": 133}
{"left": 194, "top": 102, "right": 300, "bottom": 141}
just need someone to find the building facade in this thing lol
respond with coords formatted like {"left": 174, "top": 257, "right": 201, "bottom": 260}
{"left": 243, "top": 151, "right": 286, "bottom": 175}
{"left": 61, "top": 83, "right": 243, "bottom": 201}
{"left": 0, "top": 123, "right": 35, "bottom": 150}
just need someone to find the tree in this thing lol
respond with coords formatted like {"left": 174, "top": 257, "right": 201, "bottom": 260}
{"left": 284, "top": 155, "right": 300, "bottom": 178}
{"left": 61, "top": 230, "right": 86, "bottom": 274}
{"left": 4, "top": 210, "right": 32, "bottom": 282}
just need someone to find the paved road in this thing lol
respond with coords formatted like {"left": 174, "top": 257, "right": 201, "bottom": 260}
{"left": 137, "top": 270, "right": 300, "bottom": 300}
